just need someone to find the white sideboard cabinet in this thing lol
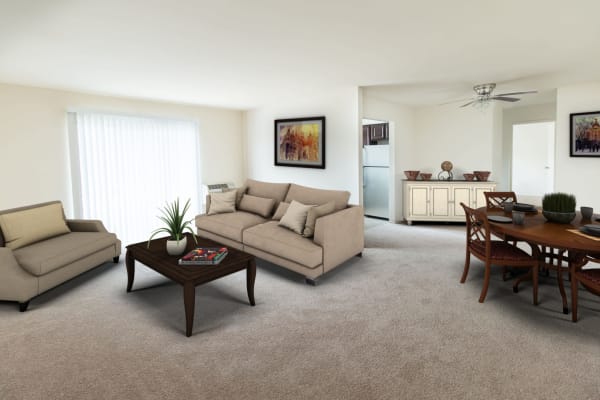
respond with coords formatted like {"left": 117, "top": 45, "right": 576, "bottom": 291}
{"left": 403, "top": 180, "right": 497, "bottom": 224}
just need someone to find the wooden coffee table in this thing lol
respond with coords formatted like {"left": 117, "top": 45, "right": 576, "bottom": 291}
{"left": 125, "top": 235, "right": 256, "bottom": 337}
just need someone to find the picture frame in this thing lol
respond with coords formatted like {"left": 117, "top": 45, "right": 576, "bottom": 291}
{"left": 274, "top": 116, "right": 325, "bottom": 168}
{"left": 570, "top": 111, "right": 600, "bottom": 157}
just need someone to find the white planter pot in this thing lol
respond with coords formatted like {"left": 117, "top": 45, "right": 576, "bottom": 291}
{"left": 166, "top": 236, "right": 187, "bottom": 256}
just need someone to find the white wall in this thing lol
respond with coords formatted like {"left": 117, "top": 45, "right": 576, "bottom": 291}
{"left": 362, "top": 95, "right": 415, "bottom": 222}
{"left": 501, "top": 103, "right": 556, "bottom": 191}
{"left": 413, "top": 104, "right": 498, "bottom": 179}
{"left": 0, "top": 83, "right": 244, "bottom": 215}
{"left": 244, "top": 87, "right": 360, "bottom": 203}
{"left": 555, "top": 82, "right": 600, "bottom": 210}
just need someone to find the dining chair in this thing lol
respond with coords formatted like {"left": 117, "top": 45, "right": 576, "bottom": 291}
{"left": 483, "top": 191, "right": 520, "bottom": 281}
{"left": 570, "top": 253, "right": 600, "bottom": 322}
{"left": 460, "top": 203, "right": 539, "bottom": 304}
{"left": 484, "top": 191, "right": 518, "bottom": 211}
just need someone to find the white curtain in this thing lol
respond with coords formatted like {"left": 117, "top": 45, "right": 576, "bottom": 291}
{"left": 69, "top": 111, "right": 201, "bottom": 246}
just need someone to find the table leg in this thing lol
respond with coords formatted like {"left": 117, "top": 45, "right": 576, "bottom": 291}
{"left": 126, "top": 249, "right": 135, "bottom": 292}
{"left": 183, "top": 283, "right": 195, "bottom": 337}
{"left": 556, "top": 251, "right": 569, "bottom": 314}
{"left": 247, "top": 258, "right": 256, "bottom": 306}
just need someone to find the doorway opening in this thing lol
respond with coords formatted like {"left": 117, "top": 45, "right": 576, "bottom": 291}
{"left": 362, "top": 118, "right": 390, "bottom": 220}
{"left": 511, "top": 121, "right": 555, "bottom": 205}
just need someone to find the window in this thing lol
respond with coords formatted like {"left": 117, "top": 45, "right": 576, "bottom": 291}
{"left": 69, "top": 111, "right": 201, "bottom": 245}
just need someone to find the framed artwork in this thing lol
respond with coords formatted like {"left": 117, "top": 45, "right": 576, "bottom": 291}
{"left": 274, "top": 116, "right": 325, "bottom": 168}
{"left": 570, "top": 111, "right": 600, "bottom": 157}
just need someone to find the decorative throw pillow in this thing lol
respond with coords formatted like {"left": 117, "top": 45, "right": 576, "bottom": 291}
{"left": 278, "top": 200, "right": 313, "bottom": 235}
{"left": 238, "top": 194, "right": 275, "bottom": 218}
{"left": 0, "top": 203, "right": 71, "bottom": 250}
{"left": 271, "top": 202, "right": 290, "bottom": 221}
{"left": 235, "top": 185, "right": 247, "bottom": 208}
{"left": 303, "top": 201, "right": 336, "bottom": 238}
{"left": 207, "top": 190, "right": 237, "bottom": 215}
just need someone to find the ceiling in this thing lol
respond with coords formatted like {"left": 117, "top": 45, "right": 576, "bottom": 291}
{"left": 1, "top": 0, "right": 600, "bottom": 109}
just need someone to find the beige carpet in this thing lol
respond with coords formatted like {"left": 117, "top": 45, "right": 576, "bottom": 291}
{"left": 1, "top": 220, "right": 600, "bottom": 399}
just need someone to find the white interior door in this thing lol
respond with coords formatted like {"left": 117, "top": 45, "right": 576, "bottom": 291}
{"left": 512, "top": 122, "right": 555, "bottom": 205}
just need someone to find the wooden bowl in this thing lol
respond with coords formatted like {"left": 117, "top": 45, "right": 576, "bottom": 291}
{"left": 420, "top": 173, "right": 432, "bottom": 181}
{"left": 474, "top": 171, "right": 491, "bottom": 181}
{"left": 404, "top": 170, "right": 420, "bottom": 180}
{"left": 463, "top": 173, "right": 475, "bottom": 181}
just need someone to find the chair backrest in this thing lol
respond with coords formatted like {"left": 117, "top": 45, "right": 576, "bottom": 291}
{"left": 484, "top": 191, "right": 517, "bottom": 211}
{"left": 461, "top": 202, "right": 491, "bottom": 257}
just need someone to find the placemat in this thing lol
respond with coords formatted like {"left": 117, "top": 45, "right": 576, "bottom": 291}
{"left": 568, "top": 229, "right": 600, "bottom": 241}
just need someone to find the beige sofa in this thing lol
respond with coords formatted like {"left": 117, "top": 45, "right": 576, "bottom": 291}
{"left": 0, "top": 201, "right": 121, "bottom": 311}
{"left": 195, "top": 180, "right": 364, "bottom": 284}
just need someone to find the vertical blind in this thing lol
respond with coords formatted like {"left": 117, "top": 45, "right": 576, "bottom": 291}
{"left": 69, "top": 111, "right": 201, "bottom": 246}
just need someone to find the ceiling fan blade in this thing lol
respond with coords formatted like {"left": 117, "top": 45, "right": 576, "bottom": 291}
{"left": 438, "top": 97, "right": 473, "bottom": 106}
{"left": 494, "top": 90, "right": 537, "bottom": 96}
{"left": 491, "top": 96, "right": 520, "bottom": 102}
{"left": 460, "top": 101, "right": 475, "bottom": 107}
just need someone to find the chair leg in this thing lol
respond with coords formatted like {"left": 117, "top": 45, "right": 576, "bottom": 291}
{"left": 502, "top": 266, "right": 510, "bottom": 281}
{"left": 571, "top": 275, "right": 579, "bottom": 322}
{"left": 479, "top": 261, "right": 492, "bottom": 303}
{"left": 460, "top": 250, "right": 471, "bottom": 284}
{"left": 557, "top": 266, "right": 569, "bottom": 315}
{"left": 532, "top": 265, "right": 539, "bottom": 306}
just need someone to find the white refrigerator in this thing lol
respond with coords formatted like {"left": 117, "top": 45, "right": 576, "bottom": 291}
{"left": 363, "top": 145, "right": 390, "bottom": 219}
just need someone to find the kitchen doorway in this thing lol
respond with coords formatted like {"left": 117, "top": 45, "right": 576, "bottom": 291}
{"left": 362, "top": 118, "right": 391, "bottom": 220}
{"left": 511, "top": 121, "right": 555, "bottom": 205}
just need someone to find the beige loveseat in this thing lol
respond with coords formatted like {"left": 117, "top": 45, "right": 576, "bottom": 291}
{"left": 0, "top": 201, "right": 121, "bottom": 311}
{"left": 195, "top": 180, "right": 364, "bottom": 284}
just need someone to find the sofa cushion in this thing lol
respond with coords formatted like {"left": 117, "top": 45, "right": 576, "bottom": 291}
{"left": 279, "top": 200, "right": 312, "bottom": 235}
{"left": 245, "top": 179, "right": 290, "bottom": 206}
{"left": 238, "top": 194, "right": 275, "bottom": 218}
{"left": 195, "top": 211, "right": 266, "bottom": 242}
{"left": 207, "top": 190, "right": 237, "bottom": 215}
{"left": 303, "top": 201, "right": 336, "bottom": 238}
{"left": 13, "top": 232, "right": 118, "bottom": 276}
{"left": 272, "top": 202, "right": 290, "bottom": 221}
{"left": 243, "top": 221, "right": 323, "bottom": 268}
{"left": 284, "top": 184, "right": 350, "bottom": 211}
{"left": 0, "top": 203, "right": 71, "bottom": 250}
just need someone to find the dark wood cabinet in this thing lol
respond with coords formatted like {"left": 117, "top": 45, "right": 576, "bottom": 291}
{"left": 362, "top": 123, "right": 389, "bottom": 145}
{"left": 370, "top": 124, "right": 388, "bottom": 140}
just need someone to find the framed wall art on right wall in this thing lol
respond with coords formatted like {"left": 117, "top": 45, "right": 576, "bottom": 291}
{"left": 570, "top": 111, "right": 600, "bottom": 157}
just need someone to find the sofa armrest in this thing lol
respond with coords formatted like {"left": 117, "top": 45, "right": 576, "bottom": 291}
{"left": 66, "top": 219, "right": 109, "bottom": 233}
{"left": 313, "top": 205, "right": 364, "bottom": 272}
{"left": 204, "top": 194, "right": 211, "bottom": 214}
{"left": 0, "top": 247, "right": 38, "bottom": 302}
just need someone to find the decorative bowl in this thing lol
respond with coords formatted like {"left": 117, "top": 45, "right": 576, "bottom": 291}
{"left": 463, "top": 173, "right": 475, "bottom": 181}
{"left": 404, "top": 170, "right": 420, "bottom": 180}
{"left": 542, "top": 210, "right": 576, "bottom": 224}
{"left": 420, "top": 173, "right": 432, "bottom": 181}
{"left": 474, "top": 171, "right": 491, "bottom": 181}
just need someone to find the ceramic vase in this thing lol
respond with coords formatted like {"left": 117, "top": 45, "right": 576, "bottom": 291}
{"left": 542, "top": 210, "right": 576, "bottom": 224}
{"left": 166, "top": 236, "right": 187, "bottom": 256}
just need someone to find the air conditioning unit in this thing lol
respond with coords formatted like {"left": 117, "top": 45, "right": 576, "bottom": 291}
{"left": 201, "top": 182, "right": 234, "bottom": 212}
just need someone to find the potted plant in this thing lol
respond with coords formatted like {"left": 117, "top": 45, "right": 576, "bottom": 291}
{"left": 148, "top": 198, "right": 197, "bottom": 255}
{"left": 542, "top": 192, "right": 577, "bottom": 224}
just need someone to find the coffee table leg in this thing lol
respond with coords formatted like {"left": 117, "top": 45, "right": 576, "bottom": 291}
{"left": 126, "top": 249, "right": 135, "bottom": 292}
{"left": 183, "top": 282, "right": 195, "bottom": 337}
{"left": 247, "top": 259, "right": 256, "bottom": 306}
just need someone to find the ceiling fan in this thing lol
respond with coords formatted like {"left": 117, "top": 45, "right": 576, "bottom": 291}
{"left": 447, "top": 83, "right": 537, "bottom": 108}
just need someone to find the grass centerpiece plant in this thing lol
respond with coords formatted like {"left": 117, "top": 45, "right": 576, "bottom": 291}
{"left": 148, "top": 198, "right": 197, "bottom": 255}
{"left": 542, "top": 192, "right": 577, "bottom": 224}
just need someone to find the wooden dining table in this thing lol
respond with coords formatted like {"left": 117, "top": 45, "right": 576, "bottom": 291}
{"left": 481, "top": 207, "right": 600, "bottom": 314}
